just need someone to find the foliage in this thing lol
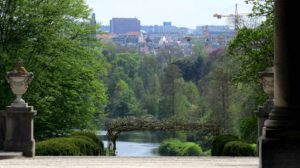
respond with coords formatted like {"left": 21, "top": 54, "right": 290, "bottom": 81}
{"left": 105, "top": 116, "right": 219, "bottom": 154}
{"left": 106, "top": 116, "right": 219, "bottom": 137}
{"left": 245, "top": 0, "right": 274, "bottom": 20}
{"left": 228, "top": 26, "right": 273, "bottom": 86}
{"left": 36, "top": 137, "right": 101, "bottom": 156}
{"left": 239, "top": 116, "right": 257, "bottom": 144}
{"left": 182, "top": 142, "right": 203, "bottom": 156}
{"left": 71, "top": 131, "right": 100, "bottom": 145}
{"left": 174, "top": 56, "right": 208, "bottom": 82}
{"left": 159, "top": 139, "right": 202, "bottom": 156}
{"left": 71, "top": 131, "right": 104, "bottom": 155}
{"left": 36, "top": 138, "right": 81, "bottom": 156}
{"left": 211, "top": 134, "right": 239, "bottom": 156}
{"left": 187, "top": 131, "right": 215, "bottom": 151}
{"left": 159, "top": 139, "right": 183, "bottom": 156}
{"left": 107, "top": 80, "right": 141, "bottom": 117}
{"left": 0, "top": 0, "right": 108, "bottom": 139}
{"left": 223, "top": 141, "right": 255, "bottom": 156}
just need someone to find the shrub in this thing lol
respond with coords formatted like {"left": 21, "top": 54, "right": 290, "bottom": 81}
{"left": 69, "top": 137, "right": 99, "bottom": 155}
{"left": 159, "top": 139, "right": 183, "bottom": 156}
{"left": 71, "top": 131, "right": 100, "bottom": 144}
{"left": 182, "top": 142, "right": 202, "bottom": 156}
{"left": 36, "top": 136, "right": 101, "bottom": 156}
{"left": 223, "top": 141, "right": 255, "bottom": 156}
{"left": 211, "top": 135, "right": 239, "bottom": 156}
{"left": 36, "top": 138, "right": 81, "bottom": 156}
{"left": 159, "top": 139, "right": 202, "bottom": 156}
{"left": 71, "top": 131, "right": 104, "bottom": 155}
{"left": 239, "top": 117, "right": 257, "bottom": 144}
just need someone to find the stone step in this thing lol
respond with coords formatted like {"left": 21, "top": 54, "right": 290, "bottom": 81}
{"left": 0, "top": 151, "right": 23, "bottom": 159}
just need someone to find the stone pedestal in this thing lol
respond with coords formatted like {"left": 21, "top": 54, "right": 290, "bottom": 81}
{"left": 0, "top": 111, "right": 5, "bottom": 150}
{"left": 256, "top": 100, "right": 273, "bottom": 138}
{"left": 259, "top": 0, "right": 300, "bottom": 167}
{"left": 255, "top": 100, "right": 273, "bottom": 154}
{"left": 260, "top": 138, "right": 300, "bottom": 167}
{"left": 260, "top": 107, "right": 300, "bottom": 168}
{"left": 3, "top": 106, "right": 36, "bottom": 157}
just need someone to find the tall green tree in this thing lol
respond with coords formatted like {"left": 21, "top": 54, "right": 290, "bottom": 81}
{"left": 107, "top": 80, "right": 141, "bottom": 118}
{"left": 143, "top": 74, "right": 161, "bottom": 117}
{"left": 159, "top": 64, "right": 182, "bottom": 118}
{"left": 0, "top": 0, "right": 108, "bottom": 139}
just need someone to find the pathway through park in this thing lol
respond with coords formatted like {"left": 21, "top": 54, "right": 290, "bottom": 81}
{"left": 0, "top": 156, "right": 258, "bottom": 168}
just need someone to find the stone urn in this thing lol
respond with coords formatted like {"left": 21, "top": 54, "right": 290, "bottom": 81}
{"left": 5, "top": 59, "right": 33, "bottom": 107}
{"left": 259, "top": 67, "right": 274, "bottom": 100}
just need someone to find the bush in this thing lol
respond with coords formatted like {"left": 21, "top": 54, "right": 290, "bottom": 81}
{"left": 239, "top": 117, "right": 257, "bottom": 143}
{"left": 159, "top": 139, "right": 183, "bottom": 156}
{"left": 68, "top": 137, "right": 99, "bottom": 155}
{"left": 71, "top": 131, "right": 100, "bottom": 144}
{"left": 159, "top": 139, "right": 202, "bottom": 156}
{"left": 223, "top": 141, "right": 255, "bottom": 156}
{"left": 211, "top": 135, "right": 239, "bottom": 156}
{"left": 71, "top": 131, "right": 104, "bottom": 155}
{"left": 182, "top": 142, "right": 202, "bottom": 156}
{"left": 36, "top": 136, "right": 101, "bottom": 156}
{"left": 36, "top": 138, "right": 81, "bottom": 156}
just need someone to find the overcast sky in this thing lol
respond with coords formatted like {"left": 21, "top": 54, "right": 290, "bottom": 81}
{"left": 86, "top": 0, "right": 253, "bottom": 29}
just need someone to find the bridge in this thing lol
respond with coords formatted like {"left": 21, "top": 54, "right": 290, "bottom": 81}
{"left": 105, "top": 116, "right": 220, "bottom": 154}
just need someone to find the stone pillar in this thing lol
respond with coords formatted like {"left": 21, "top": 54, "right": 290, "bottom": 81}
{"left": 0, "top": 111, "right": 5, "bottom": 150}
{"left": 3, "top": 106, "right": 36, "bottom": 157}
{"left": 259, "top": 0, "right": 300, "bottom": 167}
{"left": 256, "top": 100, "right": 273, "bottom": 138}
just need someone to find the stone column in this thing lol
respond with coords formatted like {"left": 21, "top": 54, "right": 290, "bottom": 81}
{"left": 0, "top": 111, "right": 5, "bottom": 150}
{"left": 259, "top": 0, "right": 300, "bottom": 167}
{"left": 3, "top": 106, "right": 36, "bottom": 157}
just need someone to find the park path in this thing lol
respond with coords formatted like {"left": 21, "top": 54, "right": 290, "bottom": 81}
{"left": 0, "top": 156, "right": 258, "bottom": 168}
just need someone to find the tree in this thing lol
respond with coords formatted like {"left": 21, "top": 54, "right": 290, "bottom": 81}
{"left": 0, "top": 0, "right": 108, "bottom": 139}
{"left": 159, "top": 64, "right": 182, "bottom": 118}
{"left": 217, "top": 0, "right": 274, "bottom": 137}
{"left": 143, "top": 73, "right": 161, "bottom": 117}
{"left": 107, "top": 80, "right": 141, "bottom": 118}
{"left": 132, "top": 76, "right": 145, "bottom": 101}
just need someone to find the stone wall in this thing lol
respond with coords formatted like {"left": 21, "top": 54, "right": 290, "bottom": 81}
{"left": 0, "top": 111, "right": 5, "bottom": 150}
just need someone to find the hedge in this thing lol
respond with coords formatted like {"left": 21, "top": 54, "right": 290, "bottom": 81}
{"left": 223, "top": 141, "right": 255, "bottom": 156}
{"left": 36, "top": 138, "right": 81, "bottom": 156}
{"left": 211, "top": 135, "right": 239, "bottom": 156}
{"left": 71, "top": 131, "right": 104, "bottom": 155}
{"left": 159, "top": 139, "right": 202, "bottom": 156}
{"left": 37, "top": 131, "right": 104, "bottom": 156}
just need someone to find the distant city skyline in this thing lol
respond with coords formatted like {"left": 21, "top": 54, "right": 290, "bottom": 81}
{"left": 86, "top": 0, "right": 253, "bottom": 29}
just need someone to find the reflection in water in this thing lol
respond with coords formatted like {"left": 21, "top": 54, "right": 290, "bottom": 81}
{"left": 99, "top": 131, "right": 166, "bottom": 156}
{"left": 103, "top": 140, "right": 160, "bottom": 156}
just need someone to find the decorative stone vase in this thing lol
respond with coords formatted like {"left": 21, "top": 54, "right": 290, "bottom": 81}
{"left": 259, "top": 67, "right": 274, "bottom": 100}
{"left": 5, "top": 59, "right": 33, "bottom": 107}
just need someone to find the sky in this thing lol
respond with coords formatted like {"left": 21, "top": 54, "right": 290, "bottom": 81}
{"left": 85, "top": 0, "right": 253, "bottom": 29}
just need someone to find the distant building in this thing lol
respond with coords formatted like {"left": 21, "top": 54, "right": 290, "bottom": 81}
{"left": 110, "top": 18, "right": 141, "bottom": 34}
{"left": 90, "top": 13, "right": 96, "bottom": 25}
{"left": 163, "top": 22, "right": 172, "bottom": 26}
{"left": 99, "top": 25, "right": 110, "bottom": 32}
{"left": 90, "top": 13, "right": 97, "bottom": 37}
{"left": 194, "top": 25, "right": 235, "bottom": 50}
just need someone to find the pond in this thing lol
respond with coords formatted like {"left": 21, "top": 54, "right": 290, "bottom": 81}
{"left": 98, "top": 131, "right": 163, "bottom": 156}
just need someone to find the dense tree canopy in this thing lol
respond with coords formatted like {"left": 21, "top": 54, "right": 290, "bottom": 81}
{"left": 0, "top": 0, "right": 107, "bottom": 139}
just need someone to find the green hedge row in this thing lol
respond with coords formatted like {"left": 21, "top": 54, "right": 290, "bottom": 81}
{"left": 211, "top": 135, "right": 239, "bottom": 156}
{"left": 159, "top": 139, "right": 202, "bottom": 156}
{"left": 36, "top": 131, "right": 104, "bottom": 156}
{"left": 223, "top": 141, "right": 255, "bottom": 156}
{"left": 211, "top": 135, "right": 256, "bottom": 156}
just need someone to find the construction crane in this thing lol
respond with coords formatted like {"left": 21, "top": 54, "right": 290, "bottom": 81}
{"left": 213, "top": 4, "right": 241, "bottom": 31}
